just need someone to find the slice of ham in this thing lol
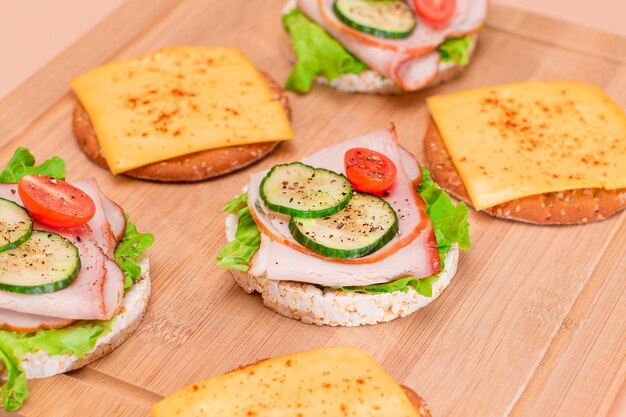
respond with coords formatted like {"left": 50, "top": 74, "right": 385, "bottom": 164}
{"left": 316, "top": 0, "right": 487, "bottom": 54}
{"left": 71, "top": 179, "right": 118, "bottom": 257}
{"left": 0, "top": 308, "right": 75, "bottom": 332}
{"left": 99, "top": 191, "right": 126, "bottom": 242}
{"left": 247, "top": 126, "right": 440, "bottom": 286}
{"left": 296, "top": 0, "right": 487, "bottom": 90}
{"left": 0, "top": 239, "right": 123, "bottom": 320}
{"left": 250, "top": 224, "right": 438, "bottom": 286}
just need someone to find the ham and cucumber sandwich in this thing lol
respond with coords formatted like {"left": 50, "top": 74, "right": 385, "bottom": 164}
{"left": 218, "top": 125, "right": 469, "bottom": 326}
{"left": 0, "top": 148, "right": 153, "bottom": 412}
{"left": 425, "top": 81, "right": 626, "bottom": 224}
{"left": 71, "top": 46, "right": 294, "bottom": 182}
{"left": 282, "top": 0, "right": 487, "bottom": 94}
{"left": 153, "top": 346, "right": 432, "bottom": 417}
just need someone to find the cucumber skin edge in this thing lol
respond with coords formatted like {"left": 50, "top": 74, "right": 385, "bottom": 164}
{"left": 288, "top": 196, "right": 400, "bottom": 259}
{"left": 333, "top": 0, "right": 416, "bottom": 40}
{"left": 0, "top": 198, "right": 33, "bottom": 254}
{"left": 260, "top": 162, "right": 354, "bottom": 219}
{"left": 0, "top": 223, "right": 32, "bottom": 254}
{"left": 0, "top": 232, "right": 81, "bottom": 295}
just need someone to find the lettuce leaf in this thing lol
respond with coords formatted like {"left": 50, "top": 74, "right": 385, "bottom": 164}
{"left": 333, "top": 275, "right": 441, "bottom": 297}
{"left": 283, "top": 9, "right": 368, "bottom": 93}
{"left": 0, "top": 147, "right": 66, "bottom": 183}
{"left": 418, "top": 168, "right": 470, "bottom": 255}
{"left": 114, "top": 217, "right": 155, "bottom": 290}
{"left": 0, "top": 348, "right": 27, "bottom": 412}
{"left": 0, "top": 320, "right": 115, "bottom": 411}
{"left": 438, "top": 37, "right": 473, "bottom": 66}
{"left": 221, "top": 193, "right": 248, "bottom": 214}
{"left": 217, "top": 199, "right": 261, "bottom": 271}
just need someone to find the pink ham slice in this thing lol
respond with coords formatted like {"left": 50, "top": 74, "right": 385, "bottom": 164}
{"left": 99, "top": 191, "right": 126, "bottom": 242}
{"left": 297, "top": 0, "right": 486, "bottom": 90}
{"left": 0, "top": 239, "right": 123, "bottom": 320}
{"left": 247, "top": 126, "right": 440, "bottom": 286}
{"left": 70, "top": 179, "right": 117, "bottom": 256}
{"left": 0, "top": 308, "right": 75, "bottom": 332}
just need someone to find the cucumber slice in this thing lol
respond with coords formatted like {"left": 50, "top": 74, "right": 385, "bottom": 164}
{"left": 289, "top": 193, "right": 398, "bottom": 259}
{"left": 0, "top": 231, "right": 80, "bottom": 295}
{"left": 334, "top": 0, "right": 416, "bottom": 39}
{"left": 260, "top": 162, "right": 353, "bottom": 218}
{"left": 0, "top": 198, "right": 33, "bottom": 253}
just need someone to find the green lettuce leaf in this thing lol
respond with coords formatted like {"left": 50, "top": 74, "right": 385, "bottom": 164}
{"left": 114, "top": 217, "right": 155, "bottom": 290}
{"left": 333, "top": 275, "right": 440, "bottom": 297}
{"left": 438, "top": 36, "right": 473, "bottom": 66}
{"left": 0, "top": 320, "right": 115, "bottom": 411}
{"left": 418, "top": 168, "right": 470, "bottom": 255}
{"left": 217, "top": 201, "right": 261, "bottom": 272}
{"left": 222, "top": 193, "right": 248, "bottom": 213}
{"left": 0, "top": 147, "right": 66, "bottom": 183}
{"left": 0, "top": 348, "right": 27, "bottom": 412}
{"left": 283, "top": 9, "right": 368, "bottom": 93}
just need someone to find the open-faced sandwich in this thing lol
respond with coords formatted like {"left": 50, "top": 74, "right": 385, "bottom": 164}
{"left": 153, "top": 346, "right": 432, "bottom": 417}
{"left": 218, "top": 125, "right": 469, "bottom": 326}
{"left": 71, "top": 46, "right": 294, "bottom": 181}
{"left": 425, "top": 81, "right": 626, "bottom": 224}
{"left": 283, "top": 0, "right": 487, "bottom": 94}
{"left": 0, "top": 149, "right": 153, "bottom": 412}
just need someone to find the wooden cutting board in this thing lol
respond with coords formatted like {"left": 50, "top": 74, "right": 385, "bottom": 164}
{"left": 1, "top": 1, "right": 624, "bottom": 416}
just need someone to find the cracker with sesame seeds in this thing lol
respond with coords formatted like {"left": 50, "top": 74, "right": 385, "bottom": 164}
{"left": 73, "top": 72, "right": 291, "bottom": 182}
{"left": 424, "top": 119, "right": 626, "bottom": 224}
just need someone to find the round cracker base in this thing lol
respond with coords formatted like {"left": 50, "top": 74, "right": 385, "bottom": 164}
{"left": 1, "top": 256, "right": 151, "bottom": 381}
{"left": 72, "top": 72, "right": 291, "bottom": 182}
{"left": 423, "top": 119, "right": 626, "bottom": 224}
{"left": 230, "top": 246, "right": 458, "bottom": 327}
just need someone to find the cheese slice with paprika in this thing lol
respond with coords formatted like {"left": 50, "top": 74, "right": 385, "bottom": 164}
{"left": 72, "top": 47, "right": 294, "bottom": 174}
{"left": 427, "top": 81, "right": 626, "bottom": 210}
{"left": 151, "top": 347, "right": 420, "bottom": 417}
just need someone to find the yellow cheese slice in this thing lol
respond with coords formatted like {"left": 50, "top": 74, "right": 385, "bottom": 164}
{"left": 71, "top": 47, "right": 294, "bottom": 174}
{"left": 151, "top": 347, "right": 420, "bottom": 417}
{"left": 427, "top": 81, "right": 626, "bottom": 210}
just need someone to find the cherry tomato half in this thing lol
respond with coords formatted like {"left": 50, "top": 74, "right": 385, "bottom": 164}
{"left": 18, "top": 175, "right": 96, "bottom": 228}
{"left": 344, "top": 148, "right": 397, "bottom": 195}
{"left": 413, "top": 0, "right": 456, "bottom": 25}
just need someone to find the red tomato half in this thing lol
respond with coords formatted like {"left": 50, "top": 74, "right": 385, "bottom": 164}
{"left": 413, "top": 0, "right": 456, "bottom": 25}
{"left": 344, "top": 148, "right": 397, "bottom": 195}
{"left": 18, "top": 175, "right": 96, "bottom": 228}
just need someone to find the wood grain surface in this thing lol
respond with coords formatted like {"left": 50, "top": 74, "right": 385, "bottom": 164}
{"left": 2, "top": 1, "right": 625, "bottom": 416}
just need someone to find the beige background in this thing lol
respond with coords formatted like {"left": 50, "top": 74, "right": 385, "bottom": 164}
{"left": 1, "top": 0, "right": 625, "bottom": 100}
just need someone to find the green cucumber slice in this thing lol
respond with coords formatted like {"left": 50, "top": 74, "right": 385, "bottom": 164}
{"left": 0, "top": 231, "right": 80, "bottom": 294}
{"left": 334, "top": 0, "right": 416, "bottom": 39}
{"left": 289, "top": 192, "right": 398, "bottom": 259}
{"left": 260, "top": 162, "right": 353, "bottom": 218}
{"left": 0, "top": 198, "right": 33, "bottom": 253}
